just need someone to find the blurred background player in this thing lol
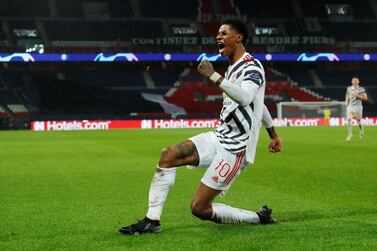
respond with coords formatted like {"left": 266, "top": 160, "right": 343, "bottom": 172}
{"left": 119, "top": 19, "right": 282, "bottom": 235}
{"left": 323, "top": 107, "right": 331, "bottom": 126}
{"left": 345, "top": 76, "right": 368, "bottom": 141}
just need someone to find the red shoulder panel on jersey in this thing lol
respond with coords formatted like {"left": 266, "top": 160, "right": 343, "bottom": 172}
{"left": 242, "top": 54, "right": 254, "bottom": 62}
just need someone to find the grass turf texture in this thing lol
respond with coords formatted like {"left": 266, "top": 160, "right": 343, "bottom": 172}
{"left": 1, "top": 127, "right": 377, "bottom": 251}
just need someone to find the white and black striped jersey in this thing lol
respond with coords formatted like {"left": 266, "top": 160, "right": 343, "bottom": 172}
{"left": 214, "top": 52, "right": 266, "bottom": 162}
{"left": 346, "top": 86, "right": 366, "bottom": 108}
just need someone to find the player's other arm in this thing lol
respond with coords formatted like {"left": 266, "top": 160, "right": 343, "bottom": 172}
{"left": 345, "top": 92, "right": 349, "bottom": 106}
{"left": 197, "top": 59, "right": 257, "bottom": 106}
{"left": 262, "top": 105, "right": 282, "bottom": 153}
{"left": 356, "top": 92, "right": 368, "bottom": 101}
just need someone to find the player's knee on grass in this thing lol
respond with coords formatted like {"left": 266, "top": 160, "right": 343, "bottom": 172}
{"left": 190, "top": 200, "right": 212, "bottom": 221}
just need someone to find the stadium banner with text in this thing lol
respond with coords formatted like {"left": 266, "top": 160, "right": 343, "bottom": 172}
{"left": 272, "top": 117, "right": 377, "bottom": 127}
{"left": 131, "top": 36, "right": 336, "bottom": 46}
{"left": 0, "top": 52, "right": 376, "bottom": 62}
{"left": 31, "top": 119, "right": 220, "bottom": 131}
{"left": 31, "top": 117, "right": 377, "bottom": 131}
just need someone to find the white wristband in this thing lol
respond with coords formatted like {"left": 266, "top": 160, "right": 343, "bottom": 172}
{"left": 209, "top": 72, "right": 222, "bottom": 84}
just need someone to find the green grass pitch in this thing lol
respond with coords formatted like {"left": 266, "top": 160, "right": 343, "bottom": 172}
{"left": 1, "top": 127, "right": 377, "bottom": 250}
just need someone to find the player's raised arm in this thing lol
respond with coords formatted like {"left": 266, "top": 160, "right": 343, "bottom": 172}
{"left": 197, "top": 59, "right": 258, "bottom": 107}
{"left": 262, "top": 105, "right": 282, "bottom": 153}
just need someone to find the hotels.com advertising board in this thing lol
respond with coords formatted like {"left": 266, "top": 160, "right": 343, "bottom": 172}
{"left": 31, "top": 117, "right": 377, "bottom": 131}
{"left": 31, "top": 119, "right": 220, "bottom": 131}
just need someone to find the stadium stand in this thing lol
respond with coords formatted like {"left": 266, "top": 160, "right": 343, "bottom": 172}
{"left": 107, "top": 0, "right": 134, "bottom": 18}
{"left": 276, "top": 67, "right": 315, "bottom": 86}
{"left": 0, "top": 0, "right": 377, "bottom": 129}
{"left": 139, "top": 0, "right": 197, "bottom": 18}
{"left": 234, "top": 0, "right": 295, "bottom": 18}
{"left": 321, "top": 21, "right": 377, "bottom": 42}
{"left": 199, "top": 0, "right": 215, "bottom": 15}
{"left": 0, "top": 27, "right": 5, "bottom": 41}
{"left": 308, "top": 87, "right": 344, "bottom": 101}
{"left": 63, "top": 69, "right": 146, "bottom": 88}
{"left": 0, "top": 105, "right": 7, "bottom": 117}
{"left": 299, "top": 0, "right": 375, "bottom": 19}
{"left": 44, "top": 20, "right": 163, "bottom": 41}
{"left": 149, "top": 64, "right": 185, "bottom": 88}
{"left": 31, "top": 74, "right": 163, "bottom": 118}
{"left": 56, "top": 0, "right": 84, "bottom": 18}
{"left": 8, "top": 20, "right": 39, "bottom": 35}
{"left": 219, "top": 0, "right": 238, "bottom": 15}
{"left": 0, "top": 0, "right": 50, "bottom": 17}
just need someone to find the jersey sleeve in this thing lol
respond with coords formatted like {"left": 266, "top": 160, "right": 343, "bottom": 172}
{"left": 218, "top": 59, "right": 265, "bottom": 107}
{"left": 218, "top": 78, "right": 257, "bottom": 107}
{"left": 242, "top": 63, "right": 265, "bottom": 88}
{"left": 262, "top": 105, "right": 274, "bottom": 128}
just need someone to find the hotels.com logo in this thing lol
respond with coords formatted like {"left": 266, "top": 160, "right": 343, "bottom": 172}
{"left": 141, "top": 119, "right": 219, "bottom": 129}
{"left": 33, "top": 120, "right": 111, "bottom": 131}
{"left": 33, "top": 121, "right": 45, "bottom": 131}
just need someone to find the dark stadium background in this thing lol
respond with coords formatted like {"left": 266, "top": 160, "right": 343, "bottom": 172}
{"left": 0, "top": 0, "right": 376, "bottom": 130}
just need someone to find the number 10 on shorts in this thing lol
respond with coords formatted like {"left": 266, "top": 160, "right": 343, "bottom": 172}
{"left": 214, "top": 159, "right": 231, "bottom": 178}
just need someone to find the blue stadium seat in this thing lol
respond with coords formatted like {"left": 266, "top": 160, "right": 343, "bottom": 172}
{"left": 150, "top": 65, "right": 184, "bottom": 87}
{"left": 278, "top": 67, "right": 314, "bottom": 86}
{"left": 64, "top": 70, "right": 146, "bottom": 88}
{"left": 308, "top": 87, "right": 345, "bottom": 101}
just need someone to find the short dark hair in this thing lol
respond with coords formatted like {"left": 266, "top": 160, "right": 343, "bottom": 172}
{"left": 222, "top": 18, "right": 249, "bottom": 46}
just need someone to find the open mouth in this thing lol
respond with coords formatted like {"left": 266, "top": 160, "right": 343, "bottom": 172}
{"left": 218, "top": 42, "right": 225, "bottom": 55}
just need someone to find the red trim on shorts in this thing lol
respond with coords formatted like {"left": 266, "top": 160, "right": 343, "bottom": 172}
{"left": 224, "top": 150, "right": 245, "bottom": 185}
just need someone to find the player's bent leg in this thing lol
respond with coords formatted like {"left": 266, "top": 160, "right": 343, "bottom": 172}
{"left": 346, "top": 112, "right": 354, "bottom": 141}
{"left": 146, "top": 166, "right": 176, "bottom": 220}
{"left": 190, "top": 182, "right": 222, "bottom": 221}
{"left": 357, "top": 119, "right": 364, "bottom": 138}
{"left": 212, "top": 203, "right": 276, "bottom": 224}
{"left": 190, "top": 183, "right": 276, "bottom": 224}
{"left": 120, "top": 140, "right": 200, "bottom": 235}
{"left": 159, "top": 140, "right": 200, "bottom": 168}
{"left": 145, "top": 140, "right": 199, "bottom": 220}
{"left": 119, "top": 165, "right": 171, "bottom": 235}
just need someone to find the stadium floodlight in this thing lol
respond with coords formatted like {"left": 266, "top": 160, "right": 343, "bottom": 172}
{"left": 277, "top": 101, "right": 346, "bottom": 119}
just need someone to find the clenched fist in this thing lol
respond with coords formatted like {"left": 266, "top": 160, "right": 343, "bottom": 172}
{"left": 197, "top": 59, "right": 215, "bottom": 78}
{"left": 269, "top": 136, "right": 282, "bottom": 153}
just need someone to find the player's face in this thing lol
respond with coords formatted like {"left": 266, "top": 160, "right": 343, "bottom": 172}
{"left": 216, "top": 25, "right": 242, "bottom": 56}
{"left": 352, "top": 77, "right": 359, "bottom": 86}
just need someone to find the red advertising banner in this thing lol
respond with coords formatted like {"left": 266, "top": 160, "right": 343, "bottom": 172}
{"left": 31, "top": 117, "right": 377, "bottom": 131}
{"left": 31, "top": 119, "right": 220, "bottom": 131}
{"left": 32, "top": 120, "right": 140, "bottom": 131}
{"left": 272, "top": 117, "right": 377, "bottom": 127}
